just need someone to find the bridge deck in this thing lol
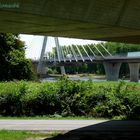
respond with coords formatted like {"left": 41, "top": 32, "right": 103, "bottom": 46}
{"left": 32, "top": 56, "right": 140, "bottom": 67}
{"left": 2, "top": 1, "right": 140, "bottom": 43}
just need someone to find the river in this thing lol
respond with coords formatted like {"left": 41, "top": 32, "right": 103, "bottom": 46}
{"left": 41, "top": 75, "right": 105, "bottom": 82}
{"left": 41, "top": 75, "right": 140, "bottom": 82}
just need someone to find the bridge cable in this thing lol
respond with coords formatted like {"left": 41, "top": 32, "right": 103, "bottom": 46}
{"left": 63, "top": 47, "right": 68, "bottom": 61}
{"left": 55, "top": 37, "right": 66, "bottom": 62}
{"left": 62, "top": 46, "right": 66, "bottom": 58}
{"left": 87, "top": 45, "right": 97, "bottom": 58}
{"left": 67, "top": 46, "right": 73, "bottom": 62}
{"left": 75, "top": 45, "right": 85, "bottom": 62}
{"left": 100, "top": 43, "right": 112, "bottom": 56}
{"left": 71, "top": 45, "right": 78, "bottom": 62}
{"left": 60, "top": 45, "right": 66, "bottom": 62}
{"left": 64, "top": 46, "right": 71, "bottom": 62}
{"left": 93, "top": 44, "right": 105, "bottom": 58}
{"left": 54, "top": 37, "right": 61, "bottom": 62}
{"left": 81, "top": 45, "right": 93, "bottom": 61}
{"left": 69, "top": 45, "right": 78, "bottom": 62}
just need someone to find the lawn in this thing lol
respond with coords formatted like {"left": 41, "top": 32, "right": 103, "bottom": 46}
{"left": 0, "top": 130, "right": 58, "bottom": 140}
{"left": 0, "top": 115, "right": 107, "bottom": 120}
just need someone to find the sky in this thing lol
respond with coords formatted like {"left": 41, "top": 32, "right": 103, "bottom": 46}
{"left": 20, "top": 34, "right": 101, "bottom": 60}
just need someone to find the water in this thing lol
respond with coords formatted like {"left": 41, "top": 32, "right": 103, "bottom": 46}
{"left": 41, "top": 75, "right": 106, "bottom": 82}
{"left": 41, "top": 75, "right": 140, "bottom": 82}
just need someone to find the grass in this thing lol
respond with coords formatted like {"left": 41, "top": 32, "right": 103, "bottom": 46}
{"left": 0, "top": 130, "right": 58, "bottom": 140}
{"left": 0, "top": 115, "right": 108, "bottom": 120}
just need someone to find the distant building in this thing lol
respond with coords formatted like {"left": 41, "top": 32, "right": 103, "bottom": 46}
{"left": 128, "top": 52, "right": 140, "bottom": 57}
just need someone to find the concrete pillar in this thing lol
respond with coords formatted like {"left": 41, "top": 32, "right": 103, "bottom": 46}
{"left": 103, "top": 62, "right": 122, "bottom": 81}
{"left": 37, "top": 64, "right": 47, "bottom": 78}
{"left": 37, "top": 36, "right": 48, "bottom": 75}
{"left": 40, "top": 64, "right": 47, "bottom": 75}
{"left": 60, "top": 66, "right": 66, "bottom": 75}
{"left": 128, "top": 63, "right": 139, "bottom": 82}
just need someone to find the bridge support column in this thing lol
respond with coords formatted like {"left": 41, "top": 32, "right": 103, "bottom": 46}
{"left": 103, "top": 62, "right": 122, "bottom": 81}
{"left": 37, "top": 36, "right": 47, "bottom": 76}
{"left": 40, "top": 65, "right": 47, "bottom": 75}
{"left": 128, "top": 63, "right": 139, "bottom": 82}
{"left": 60, "top": 66, "right": 66, "bottom": 75}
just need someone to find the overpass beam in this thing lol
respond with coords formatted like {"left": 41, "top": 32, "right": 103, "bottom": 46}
{"left": 103, "top": 62, "right": 122, "bottom": 81}
{"left": 128, "top": 63, "right": 139, "bottom": 82}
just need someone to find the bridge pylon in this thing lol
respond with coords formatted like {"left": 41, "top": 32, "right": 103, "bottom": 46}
{"left": 54, "top": 37, "right": 66, "bottom": 75}
{"left": 37, "top": 36, "right": 48, "bottom": 76}
{"left": 37, "top": 36, "right": 66, "bottom": 76}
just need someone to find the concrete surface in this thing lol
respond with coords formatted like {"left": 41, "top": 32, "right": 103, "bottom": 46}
{"left": 0, "top": 120, "right": 107, "bottom": 131}
{"left": 1, "top": 1, "right": 140, "bottom": 43}
{"left": 1, "top": 120, "right": 140, "bottom": 139}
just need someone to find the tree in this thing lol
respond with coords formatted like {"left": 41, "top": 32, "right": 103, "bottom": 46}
{"left": 0, "top": 33, "right": 36, "bottom": 81}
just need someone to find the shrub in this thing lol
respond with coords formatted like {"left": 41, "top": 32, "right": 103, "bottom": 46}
{"left": 0, "top": 81, "right": 26, "bottom": 116}
{"left": 0, "top": 80, "right": 139, "bottom": 119}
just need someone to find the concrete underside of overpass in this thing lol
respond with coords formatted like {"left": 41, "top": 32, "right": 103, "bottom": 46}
{"left": 1, "top": 0, "right": 140, "bottom": 43}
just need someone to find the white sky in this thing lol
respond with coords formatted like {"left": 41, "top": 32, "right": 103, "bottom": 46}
{"left": 20, "top": 34, "right": 101, "bottom": 60}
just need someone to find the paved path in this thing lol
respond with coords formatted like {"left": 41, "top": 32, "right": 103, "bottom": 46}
{"left": 0, "top": 120, "right": 107, "bottom": 131}
{"left": 1, "top": 120, "right": 140, "bottom": 139}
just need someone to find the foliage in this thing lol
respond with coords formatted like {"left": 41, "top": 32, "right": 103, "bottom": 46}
{"left": 0, "top": 33, "right": 36, "bottom": 81}
{"left": 0, "top": 80, "right": 140, "bottom": 119}
{"left": 47, "top": 67, "right": 58, "bottom": 74}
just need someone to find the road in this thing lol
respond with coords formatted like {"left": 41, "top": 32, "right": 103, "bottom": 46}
{"left": 0, "top": 120, "right": 107, "bottom": 131}
{"left": 1, "top": 120, "right": 140, "bottom": 139}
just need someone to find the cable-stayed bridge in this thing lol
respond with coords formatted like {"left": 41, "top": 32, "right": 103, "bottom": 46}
{"left": 44, "top": 55, "right": 140, "bottom": 66}
{"left": 33, "top": 37, "right": 140, "bottom": 82}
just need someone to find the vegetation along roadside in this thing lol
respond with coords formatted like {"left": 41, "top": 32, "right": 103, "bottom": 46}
{"left": 0, "top": 80, "right": 139, "bottom": 120}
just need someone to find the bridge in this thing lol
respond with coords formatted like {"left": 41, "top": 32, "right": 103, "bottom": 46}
{"left": 33, "top": 37, "right": 140, "bottom": 82}
{"left": 45, "top": 56, "right": 140, "bottom": 64}
{"left": 1, "top": 0, "right": 140, "bottom": 44}
{"left": 0, "top": 1, "right": 140, "bottom": 81}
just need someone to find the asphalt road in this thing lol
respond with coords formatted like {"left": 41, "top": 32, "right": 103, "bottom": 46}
{"left": 1, "top": 120, "right": 140, "bottom": 139}
{"left": 0, "top": 120, "right": 107, "bottom": 131}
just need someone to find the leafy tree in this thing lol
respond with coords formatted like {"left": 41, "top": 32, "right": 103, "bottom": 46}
{"left": 0, "top": 33, "right": 36, "bottom": 81}
{"left": 102, "top": 42, "right": 140, "bottom": 54}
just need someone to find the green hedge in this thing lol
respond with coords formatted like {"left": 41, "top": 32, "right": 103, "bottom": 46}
{"left": 0, "top": 80, "right": 140, "bottom": 119}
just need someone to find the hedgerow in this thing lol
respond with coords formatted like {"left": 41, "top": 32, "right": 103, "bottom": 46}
{"left": 0, "top": 80, "right": 139, "bottom": 119}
